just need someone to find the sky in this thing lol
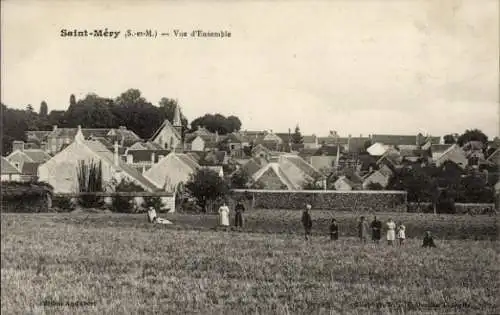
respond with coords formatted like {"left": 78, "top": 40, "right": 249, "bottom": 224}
{"left": 1, "top": 0, "right": 499, "bottom": 138}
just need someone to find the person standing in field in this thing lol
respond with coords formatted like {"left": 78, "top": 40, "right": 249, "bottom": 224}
{"left": 397, "top": 222, "right": 406, "bottom": 245}
{"left": 329, "top": 218, "right": 339, "bottom": 241}
{"left": 358, "top": 216, "right": 370, "bottom": 243}
{"left": 218, "top": 201, "right": 230, "bottom": 229}
{"left": 422, "top": 231, "right": 437, "bottom": 248}
{"left": 370, "top": 215, "right": 382, "bottom": 243}
{"left": 302, "top": 204, "right": 313, "bottom": 240}
{"left": 234, "top": 199, "right": 245, "bottom": 229}
{"left": 386, "top": 218, "right": 396, "bottom": 246}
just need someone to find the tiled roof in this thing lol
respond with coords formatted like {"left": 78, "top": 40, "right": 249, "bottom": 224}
{"left": 371, "top": 134, "right": 419, "bottom": 146}
{"left": 127, "top": 149, "right": 171, "bottom": 163}
{"left": 486, "top": 148, "right": 500, "bottom": 164}
{"left": 241, "top": 158, "right": 262, "bottom": 177}
{"left": 302, "top": 135, "right": 317, "bottom": 144}
{"left": 23, "top": 150, "right": 52, "bottom": 163}
{"left": 283, "top": 155, "right": 320, "bottom": 179}
{"left": 252, "top": 163, "right": 297, "bottom": 190}
{"left": 26, "top": 130, "right": 52, "bottom": 142}
{"left": 20, "top": 162, "right": 40, "bottom": 176}
{"left": 1, "top": 157, "right": 20, "bottom": 174}
{"left": 431, "top": 144, "right": 453, "bottom": 153}
{"left": 83, "top": 140, "right": 159, "bottom": 191}
{"left": 313, "top": 145, "right": 342, "bottom": 156}
{"left": 176, "top": 154, "right": 200, "bottom": 171}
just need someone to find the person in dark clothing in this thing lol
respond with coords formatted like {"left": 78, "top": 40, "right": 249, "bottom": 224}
{"left": 370, "top": 216, "right": 382, "bottom": 243}
{"left": 234, "top": 200, "right": 245, "bottom": 229}
{"left": 358, "top": 216, "right": 370, "bottom": 243}
{"left": 422, "top": 231, "right": 437, "bottom": 248}
{"left": 329, "top": 218, "right": 339, "bottom": 240}
{"left": 302, "top": 204, "right": 313, "bottom": 240}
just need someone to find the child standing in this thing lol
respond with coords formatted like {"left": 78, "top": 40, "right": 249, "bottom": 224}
{"left": 329, "top": 218, "right": 339, "bottom": 241}
{"left": 397, "top": 222, "right": 406, "bottom": 245}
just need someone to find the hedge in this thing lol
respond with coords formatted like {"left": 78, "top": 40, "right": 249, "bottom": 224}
{"left": 1, "top": 181, "right": 53, "bottom": 213}
{"left": 231, "top": 189, "right": 408, "bottom": 212}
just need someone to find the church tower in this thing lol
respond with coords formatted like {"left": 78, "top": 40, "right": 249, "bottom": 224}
{"left": 172, "top": 104, "right": 183, "bottom": 152}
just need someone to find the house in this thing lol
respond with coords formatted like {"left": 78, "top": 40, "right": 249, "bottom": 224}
{"left": 44, "top": 125, "right": 141, "bottom": 155}
{"left": 38, "top": 126, "right": 159, "bottom": 194}
{"left": 251, "top": 143, "right": 271, "bottom": 160}
{"left": 303, "top": 135, "right": 320, "bottom": 149}
{"left": 251, "top": 154, "right": 321, "bottom": 190}
{"left": 371, "top": 133, "right": 426, "bottom": 147}
{"left": 1, "top": 157, "right": 21, "bottom": 181}
{"left": 150, "top": 104, "right": 184, "bottom": 151}
{"left": 486, "top": 148, "right": 500, "bottom": 165}
{"left": 430, "top": 144, "right": 453, "bottom": 161}
{"left": 128, "top": 141, "right": 165, "bottom": 151}
{"left": 204, "top": 166, "right": 224, "bottom": 178}
{"left": 334, "top": 176, "right": 361, "bottom": 191}
{"left": 309, "top": 145, "right": 342, "bottom": 171}
{"left": 199, "top": 150, "right": 228, "bottom": 166}
{"left": 362, "top": 164, "right": 393, "bottom": 189}
{"left": 143, "top": 152, "right": 200, "bottom": 191}
{"left": 7, "top": 141, "right": 52, "bottom": 167}
{"left": 218, "top": 133, "right": 244, "bottom": 158}
{"left": 367, "top": 142, "right": 392, "bottom": 157}
{"left": 17, "top": 162, "right": 40, "bottom": 182}
{"left": 186, "top": 134, "right": 219, "bottom": 152}
{"left": 434, "top": 144, "right": 468, "bottom": 169}
{"left": 124, "top": 149, "right": 171, "bottom": 174}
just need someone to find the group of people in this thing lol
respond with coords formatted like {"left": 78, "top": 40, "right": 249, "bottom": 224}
{"left": 148, "top": 200, "right": 437, "bottom": 248}
{"left": 302, "top": 204, "right": 437, "bottom": 247}
{"left": 356, "top": 216, "right": 406, "bottom": 245}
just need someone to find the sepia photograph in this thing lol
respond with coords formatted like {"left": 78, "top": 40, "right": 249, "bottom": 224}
{"left": 1, "top": 0, "right": 498, "bottom": 313}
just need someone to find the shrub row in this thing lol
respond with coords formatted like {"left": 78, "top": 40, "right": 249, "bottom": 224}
{"left": 231, "top": 190, "right": 408, "bottom": 212}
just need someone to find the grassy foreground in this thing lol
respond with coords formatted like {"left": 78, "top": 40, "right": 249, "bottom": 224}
{"left": 1, "top": 210, "right": 498, "bottom": 314}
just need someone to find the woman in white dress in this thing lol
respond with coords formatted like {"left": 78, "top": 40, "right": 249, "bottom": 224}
{"left": 386, "top": 218, "right": 396, "bottom": 245}
{"left": 218, "top": 201, "right": 230, "bottom": 228}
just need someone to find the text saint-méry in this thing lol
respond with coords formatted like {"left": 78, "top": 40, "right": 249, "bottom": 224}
{"left": 60, "top": 29, "right": 121, "bottom": 39}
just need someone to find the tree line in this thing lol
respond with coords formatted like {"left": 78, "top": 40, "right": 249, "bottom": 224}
{"left": 1, "top": 89, "right": 242, "bottom": 154}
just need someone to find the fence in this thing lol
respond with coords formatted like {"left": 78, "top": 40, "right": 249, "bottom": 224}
{"left": 230, "top": 189, "right": 408, "bottom": 212}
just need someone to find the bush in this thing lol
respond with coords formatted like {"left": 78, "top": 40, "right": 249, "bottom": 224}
{"left": 142, "top": 196, "right": 166, "bottom": 213}
{"left": 111, "top": 179, "right": 144, "bottom": 213}
{"left": 52, "top": 196, "right": 74, "bottom": 212}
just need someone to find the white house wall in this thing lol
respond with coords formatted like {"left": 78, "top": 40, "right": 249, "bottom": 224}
{"left": 38, "top": 142, "right": 115, "bottom": 193}
{"left": 191, "top": 137, "right": 205, "bottom": 151}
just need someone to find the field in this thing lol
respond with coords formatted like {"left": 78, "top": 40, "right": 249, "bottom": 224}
{"left": 1, "top": 210, "right": 498, "bottom": 314}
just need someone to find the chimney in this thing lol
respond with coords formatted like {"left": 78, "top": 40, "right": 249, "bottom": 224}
{"left": 52, "top": 125, "right": 58, "bottom": 132}
{"left": 151, "top": 152, "right": 156, "bottom": 164}
{"left": 114, "top": 141, "right": 119, "bottom": 166}
{"left": 215, "top": 130, "right": 219, "bottom": 142}
{"left": 12, "top": 140, "right": 24, "bottom": 152}
{"left": 197, "top": 125, "right": 201, "bottom": 131}
{"left": 126, "top": 154, "right": 133, "bottom": 164}
{"left": 40, "top": 141, "right": 47, "bottom": 152}
{"left": 119, "top": 126, "right": 126, "bottom": 130}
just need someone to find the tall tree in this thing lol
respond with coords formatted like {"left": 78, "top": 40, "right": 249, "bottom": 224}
{"left": 39, "top": 101, "right": 48, "bottom": 117}
{"left": 457, "top": 129, "right": 488, "bottom": 147}
{"left": 190, "top": 113, "right": 242, "bottom": 134}
{"left": 158, "top": 97, "right": 188, "bottom": 128}
{"left": 65, "top": 93, "right": 116, "bottom": 128}
{"left": 443, "top": 134, "right": 456, "bottom": 144}
{"left": 185, "top": 168, "right": 229, "bottom": 213}
{"left": 26, "top": 104, "right": 34, "bottom": 112}
{"left": 291, "top": 125, "right": 303, "bottom": 144}
{"left": 112, "top": 89, "right": 164, "bottom": 139}
{"left": 70, "top": 94, "right": 77, "bottom": 107}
